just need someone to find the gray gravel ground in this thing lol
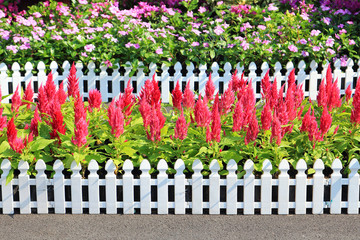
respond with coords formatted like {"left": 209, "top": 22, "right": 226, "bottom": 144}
{"left": 0, "top": 214, "right": 359, "bottom": 240}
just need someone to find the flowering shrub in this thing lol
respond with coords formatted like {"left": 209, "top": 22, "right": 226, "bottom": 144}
{"left": 0, "top": 0, "right": 358, "bottom": 73}
{"left": 0, "top": 62, "right": 360, "bottom": 180}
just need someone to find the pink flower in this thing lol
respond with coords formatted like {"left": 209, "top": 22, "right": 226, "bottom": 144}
{"left": 108, "top": 100, "right": 124, "bottom": 139}
{"left": 182, "top": 81, "right": 195, "bottom": 110}
{"left": 351, "top": 76, "right": 360, "bottom": 125}
{"left": 21, "top": 81, "right": 33, "bottom": 109}
{"left": 345, "top": 85, "right": 352, "bottom": 102}
{"left": 174, "top": 112, "right": 189, "bottom": 140}
{"left": 205, "top": 73, "right": 215, "bottom": 102}
{"left": 261, "top": 103, "right": 272, "bottom": 131}
{"left": 37, "top": 85, "right": 49, "bottom": 115}
{"left": 11, "top": 86, "right": 21, "bottom": 112}
{"left": 120, "top": 79, "right": 136, "bottom": 120}
{"left": 88, "top": 89, "right": 102, "bottom": 111}
{"left": 210, "top": 94, "right": 221, "bottom": 142}
{"left": 199, "top": 7, "right": 206, "bottom": 13}
{"left": 320, "top": 107, "right": 332, "bottom": 137}
{"left": 49, "top": 102, "right": 66, "bottom": 144}
{"left": 288, "top": 44, "right": 298, "bottom": 52}
{"left": 194, "top": 97, "right": 211, "bottom": 128}
{"left": 7, "top": 118, "right": 25, "bottom": 154}
{"left": 245, "top": 111, "right": 259, "bottom": 145}
{"left": 67, "top": 62, "right": 80, "bottom": 98}
{"left": 349, "top": 39, "right": 356, "bottom": 45}
{"left": 271, "top": 114, "right": 282, "bottom": 145}
{"left": 219, "top": 82, "right": 235, "bottom": 116}
{"left": 155, "top": 47, "right": 163, "bottom": 54}
{"left": 30, "top": 107, "right": 41, "bottom": 137}
{"left": 233, "top": 100, "right": 244, "bottom": 132}
{"left": 57, "top": 82, "right": 67, "bottom": 105}
{"left": 172, "top": 80, "right": 182, "bottom": 111}
{"left": 6, "top": 45, "right": 18, "bottom": 54}
{"left": 74, "top": 95, "right": 86, "bottom": 125}
{"left": 84, "top": 44, "right": 95, "bottom": 52}
{"left": 71, "top": 117, "right": 89, "bottom": 148}
{"left": 147, "top": 105, "right": 165, "bottom": 142}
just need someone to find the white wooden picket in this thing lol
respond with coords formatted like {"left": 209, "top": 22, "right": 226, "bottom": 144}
{"left": 0, "top": 158, "right": 360, "bottom": 215}
{"left": 0, "top": 59, "right": 359, "bottom": 103}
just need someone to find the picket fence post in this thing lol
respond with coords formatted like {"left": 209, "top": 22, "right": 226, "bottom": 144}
{"left": 244, "top": 160, "right": 255, "bottom": 215}
{"left": 71, "top": 161, "right": 82, "bottom": 214}
{"left": 35, "top": 160, "right": 48, "bottom": 214}
{"left": 192, "top": 159, "right": 203, "bottom": 214}
{"left": 209, "top": 159, "right": 220, "bottom": 215}
{"left": 313, "top": 159, "right": 324, "bottom": 214}
{"left": 261, "top": 159, "right": 272, "bottom": 215}
{"left": 123, "top": 160, "right": 134, "bottom": 214}
{"left": 330, "top": 159, "right": 342, "bottom": 214}
{"left": 1, "top": 159, "right": 13, "bottom": 214}
{"left": 88, "top": 160, "right": 99, "bottom": 214}
{"left": 140, "top": 159, "right": 151, "bottom": 214}
{"left": 53, "top": 160, "right": 65, "bottom": 214}
{"left": 227, "top": 159, "right": 237, "bottom": 214}
{"left": 105, "top": 160, "right": 117, "bottom": 214}
{"left": 157, "top": 159, "right": 168, "bottom": 214}
{"left": 278, "top": 160, "right": 289, "bottom": 215}
{"left": 348, "top": 159, "right": 359, "bottom": 214}
{"left": 18, "top": 160, "right": 31, "bottom": 214}
{"left": 295, "top": 159, "right": 307, "bottom": 214}
{"left": 174, "top": 159, "right": 186, "bottom": 214}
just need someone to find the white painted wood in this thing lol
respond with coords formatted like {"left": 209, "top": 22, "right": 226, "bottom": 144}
{"left": 313, "top": 159, "right": 324, "bottom": 214}
{"left": 209, "top": 160, "right": 220, "bottom": 214}
{"left": 198, "top": 64, "right": 207, "bottom": 97}
{"left": 295, "top": 159, "right": 307, "bottom": 214}
{"left": 88, "top": 160, "right": 99, "bottom": 214}
{"left": 248, "top": 62, "right": 257, "bottom": 93}
{"left": 140, "top": 159, "right": 151, "bottom": 214}
{"left": 24, "top": 62, "right": 33, "bottom": 89}
{"left": 330, "top": 159, "right": 342, "bottom": 214}
{"left": 309, "top": 61, "right": 319, "bottom": 100}
{"left": 186, "top": 63, "right": 195, "bottom": 92}
{"left": 62, "top": 61, "right": 71, "bottom": 92}
{"left": 12, "top": 62, "right": 21, "bottom": 94}
{"left": 226, "top": 159, "right": 237, "bottom": 215}
{"left": 297, "top": 61, "right": 306, "bottom": 93}
{"left": 75, "top": 62, "right": 84, "bottom": 98}
{"left": 70, "top": 161, "right": 82, "bottom": 214}
{"left": 261, "top": 159, "right": 272, "bottom": 215}
{"left": 53, "top": 160, "right": 65, "bottom": 214}
{"left": 35, "top": 160, "right": 48, "bottom": 214}
{"left": 1, "top": 159, "right": 13, "bottom": 214}
{"left": 345, "top": 59, "right": 354, "bottom": 94}
{"left": 174, "top": 62, "right": 182, "bottom": 88}
{"left": 0, "top": 63, "right": 9, "bottom": 102}
{"left": 37, "top": 61, "right": 47, "bottom": 87}
{"left": 99, "top": 65, "right": 108, "bottom": 102}
{"left": 274, "top": 62, "right": 282, "bottom": 90}
{"left": 223, "top": 62, "right": 232, "bottom": 91}
{"left": 244, "top": 160, "right": 255, "bottom": 215}
{"left": 192, "top": 159, "right": 203, "bottom": 214}
{"left": 18, "top": 160, "right": 31, "bottom": 214}
{"left": 87, "top": 61, "right": 96, "bottom": 94}
{"left": 211, "top": 62, "right": 220, "bottom": 93}
{"left": 105, "top": 160, "right": 116, "bottom": 214}
{"left": 123, "top": 160, "right": 134, "bottom": 214}
{"left": 347, "top": 159, "right": 359, "bottom": 214}
{"left": 50, "top": 61, "right": 59, "bottom": 86}
{"left": 235, "top": 63, "right": 244, "bottom": 77}
{"left": 278, "top": 160, "right": 289, "bottom": 214}
{"left": 285, "top": 62, "right": 294, "bottom": 92}
{"left": 157, "top": 159, "right": 168, "bottom": 214}
{"left": 161, "top": 64, "right": 170, "bottom": 103}
{"left": 174, "top": 159, "right": 186, "bottom": 214}
{"left": 334, "top": 60, "right": 342, "bottom": 90}
{"left": 112, "top": 63, "right": 121, "bottom": 98}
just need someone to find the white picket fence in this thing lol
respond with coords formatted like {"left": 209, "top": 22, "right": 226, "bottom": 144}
{"left": 0, "top": 59, "right": 359, "bottom": 103}
{"left": 1, "top": 158, "right": 359, "bottom": 215}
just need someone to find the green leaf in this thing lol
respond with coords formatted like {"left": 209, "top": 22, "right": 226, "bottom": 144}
{"left": 6, "top": 169, "right": 14, "bottom": 185}
{"left": 29, "top": 138, "right": 55, "bottom": 152}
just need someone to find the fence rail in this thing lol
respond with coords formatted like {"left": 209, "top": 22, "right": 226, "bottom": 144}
{"left": 1, "top": 158, "right": 359, "bottom": 215}
{"left": 1, "top": 59, "right": 359, "bottom": 103}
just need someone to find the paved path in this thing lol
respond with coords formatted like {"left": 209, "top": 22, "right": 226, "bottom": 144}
{"left": 0, "top": 214, "right": 359, "bottom": 240}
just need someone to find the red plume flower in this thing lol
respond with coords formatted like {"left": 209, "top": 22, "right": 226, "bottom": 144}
{"left": 182, "top": 81, "right": 195, "bottom": 110}
{"left": 147, "top": 105, "right": 165, "bottom": 142}
{"left": 205, "top": 73, "right": 215, "bottom": 102}
{"left": 49, "top": 102, "right": 66, "bottom": 143}
{"left": 210, "top": 93, "right": 221, "bottom": 142}
{"left": 317, "top": 80, "right": 327, "bottom": 108}
{"left": 261, "top": 103, "right": 272, "bottom": 131}
{"left": 174, "top": 112, "right": 189, "bottom": 140}
{"left": 320, "top": 107, "right": 332, "bottom": 137}
{"left": 327, "top": 78, "right": 341, "bottom": 111}
{"left": 30, "top": 107, "right": 41, "bottom": 137}
{"left": 345, "top": 85, "right": 352, "bottom": 103}
{"left": 11, "top": 86, "right": 21, "bottom": 112}
{"left": 139, "top": 98, "right": 151, "bottom": 128}
{"left": 45, "top": 72, "right": 57, "bottom": 101}
{"left": 261, "top": 70, "right": 271, "bottom": 100}
{"left": 74, "top": 95, "right": 86, "bottom": 125}
{"left": 351, "top": 76, "right": 360, "bottom": 125}
{"left": 22, "top": 81, "right": 34, "bottom": 109}
{"left": 269, "top": 78, "right": 278, "bottom": 110}
{"left": 71, "top": 117, "right": 89, "bottom": 148}
{"left": 67, "top": 62, "right": 80, "bottom": 98}
{"left": 108, "top": 99, "right": 124, "bottom": 139}
{"left": 206, "top": 126, "right": 212, "bottom": 143}
{"left": 88, "top": 89, "right": 102, "bottom": 112}
{"left": 7, "top": 118, "right": 25, "bottom": 154}
{"left": 172, "top": 80, "right": 183, "bottom": 111}
{"left": 121, "top": 79, "right": 135, "bottom": 118}
{"left": 194, "top": 96, "right": 211, "bottom": 128}
{"left": 271, "top": 114, "right": 282, "bottom": 145}
{"left": 37, "top": 85, "right": 49, "bottom": 115}
{"left": 0, "top": 108, "right": 7, "bottom": 131}
{"left": 233, "top": 100, "right": 244, "bottom": 132}
{"left": 245, "top": 111, "right": 259, "bottom": 145}
{"left": 139, "top": 75, "right": 161, "bottom": 106}
{"left": 219, "top": 82, "right": 235, "bottom": 116}
{"left": 300, "top": 107, "right": 311, "bottom": 133}
{"left": 57, "top": 82, "right": 67, "bottom": 105}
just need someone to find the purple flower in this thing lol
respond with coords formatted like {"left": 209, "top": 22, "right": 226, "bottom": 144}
{"left": 349, "top": 39, "right": 356, "bottom": 45}
{"left": 327, "top": 49, "right": 335, "bottom": 55}
{"left": 214, "top": 26, "right": 224, "bottom": 35}
{"left": 155, "top": 48, "right": 163, "bottom": 54}
{"left": 125, "top": 42, "right": 133, "bottom": 48}
{"left": 203, "top": 42, "right": 209, "bottom": 47}
{"left": 313, "top": 46, "right": 321, "bottom": 52}
{"left": 227, "top": 44, "right": 235, "bottom": 48}
{"left": 310, "top": 30, "right": 321, "bottom": 37}
{"left": 81, "top": 52, "right": 88, "bottom": 57}
{"left": 258, "top": 25, "right": 266, "bottom": 30}
{"left": 6, "top": 45, "right": 18, "bottom": 54}
{"left": 84, "top": 44, "right": 95, "bottom": 52}
{"left": 241, "top": 41, "right": 249, "bottom": 50}
{"left": 322, "top": 17, "right": 331, "bottom": 25}
{"left": 134, "top": 44, "right": 140, "bottom": 49}
{"left": 199, "top": 7, "right": 206, "bottom": 14}
{"left": 301, "top": 51, "right": 309, "bottom": 57}
{"left": 337, "top": 24, "right": 344, "bottom": 28}
{"left": 178, "top": 36, "right": 187, "bottom": 42}
{"left": 264, "top": 17, "right": 271, "bottom": 21}
{"left": 299, "top": 39, "right": 307, "bottom": 44}
{"left": 340, "top": 55, "right": 348, "bottom": 67}
{"left": 187, "top": 11, "right": 193, "bottom": 18}
{"left": 103, "top": 60, "right": 112, "bottom": 67}
{"left": 268, "top": 3, "right": 278, "bottom": 11}
{"left": 191, "top": 42, "right": 199, "bottom": 47}
{"left": 118, "top": 31, "right": 128, "bottom": 36}
{"left": 288, "top": 45, "right": 298, "bottom": 53}
{"left": 79, "top": 0, "right": 88, "bottom": 3}
{"left": 339, "top": 29, "right": 347, "bottom": 35}
{"left": 161, "top": 16, "right": 168, "bottom": 23}
{"left": 326, "top": 38, "right": 334, "bottom": 47}
{"left": 347, "top": 21, "right": 353, "bottom": 25}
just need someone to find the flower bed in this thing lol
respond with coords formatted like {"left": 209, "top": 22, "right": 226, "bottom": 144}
{"left": 0, "top": 0, "right": 359, "bottom": 74}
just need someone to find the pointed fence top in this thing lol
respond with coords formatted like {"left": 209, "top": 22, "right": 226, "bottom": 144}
{"left": 105, "top": 160, "right": 116, "bottom": 173}
{"left": 18, "top": 160, "right": 29, "bottom": 172}
{"left": 140, "top": 159, "right": 151, "bottom": 172}
{"left": 296, "top": 159, "right": 307, "bottom": 172}
{"left": 349, "top": 159, "right": 359, "bottom": 174}
{"left": 88, "top": 160, "right": 99, "bottom": 174}
{"left": 192, "top": 159, "right": 203, "bottom": 172}
{"left": 279, "top": 159, "right": 289, "bottom": 174}
{"left": 123, "top": 160, "right": 134, "bottom": 174}
{"left": 174, "top": 159, "right": 185, "bottom": 173}
{"left": 314, "top": 159, "right": 325, "bottom": 172}
{"left": 1, "top": 159, "right": 11, "bottom": 171}
{"left": 224, "top": 62, "right": 232, "bottom": 72}
{"left": 35, "top": 159, "right": 46, "bottom": 171}
{"left": 262, "top": 159, "right": 272, "bottom": 173}
{"left": 157, "top": 159, "right": 168, "bottom": 172}
{"left": 331, "top": 158, "right": 342, "bottom": 171}
{"left": 37, "top": 61, "right": 46, "bottom": 71}
{"left": 70, "top": 161, "right": 81, "bottom": 172}
{"left": 209, "top": 159, "right": 220, "bottom": 173}
{"left": 0, "top": 62, "right": 8, "bottom": 71}
{"left": 53, "top": 159, "right": 64, "bottom": 172}
{"left": 244, "top": 159, "right": 254, "bottom": 175}
{"left": 227, "top": 159, "right": 237, "bottom": 173}
{"left": 298, "top": 60, "right": 306, "bottom": 70}
{"left": 25, "top": 62, "right": 33, "bottom": 71}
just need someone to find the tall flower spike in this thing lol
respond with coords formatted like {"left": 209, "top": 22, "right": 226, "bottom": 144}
{"left": 139, "top": 98, "right": 151, "bottom": 128}
{"left": 351, "top": 76, "right": 360, "bottom": 125}
{"left": 205, "top": 72, "right": 215, "bottom": 102}
{"left": 121, "top": 79, "right": 135, "bottom": 118}
{"left": 11, "top": 85, "right": 21, "bottom": 112}
{"left": 37, "top": 85, "right": 49, "bottom": 115}
{"left": 30, "top": 107, "right": 41, "bottom": 137}
{"left": 261, "top": 103, "right": 272, "bottom": 131}
{"left": 245, "top": 111, "right": 259, "bottom": 145}
{"left": 151, "top": 74, "right": 161, "bottom": 106}
{"left": 300, "top": 107, "right": 311, "bottom": 133}
{"left": 71, "top": 117, "right": 89, "bottom": 148}
{"left": 233, "top": 100, "right": 244, "bottom": 132}
{"left": 320, "top": 107, "right": 332, "bottom": 137}
{"left": 172, "top": 80, "right": 183, "bottom": 111}
{"left": 269, "top": 78, "right": 278, "bottom": 110}
{"left": 194, "top": 96, "right": 211, "bottom": 128}
{"left": 7, "top": 118, "right": 25, "bottom": 154}
{"left": 345, "top": 85, "right": 352, "bottom": 103}
{"left": 88, "top": 89, "right": 102, "bottom": 112}
{"left": 261, "top": 69, "right": 271, "bottom": 100}
{"left": 271, "top": 113, "right": 282, "bottom": 145}
{"left": 74, "top": 95, "right": 86, "bottom": 125}
{"left": 22, "top": 81, "right": 34, "bottom": 109}
{"left": 0, "top": 108, "right": 7, "bottom": 131}
{"left": 220, "top": 82, "right": 235, "bottom": 116}
{"left": 174, "top": 112, "right": 189, "bottom": 140}
{"left": 211, "top": 93, "right": 221, "bottom": 142}
{"left": 182, "top": 81, "right": 195, "bottom": 110}
{"left": 67, "top": 62, "right": 80, "bottom": 98}
{"left": 45, "top": 71, "right": 57, "bottom": 101}
{"left": 327, "top": 78, "right": 341, "bottom": 111}
{"left": 111, "top": 107, "right": 124, "bottom": 139}
{"left": 317, "top": 79, "right": 327, "bottom": 109}
{"left": 49, "top": 101, "right": 66, "bottom": 143}
{"left": 57, "top": 82, "right": 67, "bottom": 105}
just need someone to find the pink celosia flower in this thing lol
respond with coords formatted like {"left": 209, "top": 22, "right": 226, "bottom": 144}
{"left": 327, "top": 78, "right": 341, "bottom": 111}
{"left": 271, "top": 114, "right": 282, "bottom": 145}
{"left": 7, "top": 118, "right": 25, "bottom": 154}
{"left": 317, "top": 80, "right": 327, "bottom": 108}
{"left": 67, "top": 62, "right": 80, "bottom": 98}
{"left": 219, "top": 82, "right": 235, "bottom": 116}
{"left": 269, "top": 78, "right": 278, "bottom": 110}
{"left": 261, "top": 103, "right": 272, "bottom": 131}
{"left": 57, "top": 82, "right": 67, "bottom": 105}
{"left": 147, "top": 105, "right": 165, "bottom": 142}
{"left": 182, "top": 81, "right": 195, "bottom": 110}
{"left": 88, "top": 89, "right": 102, "bottom": 111}
{"left": 206, "top": 126, "right": 212, "bottom": 143}
{"left": 71, "top": 117, "right": 89, "bottom": 148}
{"left": 300, "top": 107, "right": 312, "bottom": 133}
{"left": 84, "top": 44, "right": 95, "bottom": 52}
{"left": 245, "top": 111, "right": 259, "bottom": 145}
{"left": 49, "top": 102, "right": 66, "bottom": 144}
{"left": 174, "top": 112, "right": 189, "bottom": 140}
{"left": 108, "top": 99, "right": 124, "bottom": 139}
{"left": 22, "top": 81, "right": 34, "bottom": 109}
{"left": 172, "top": 80, "right": 182, "bottom": 111}
{"left": 74, "top": 95, "right": 86, "bottom": 125}
{"left": 30, "top": 107, "right": 41, "bottom": 137}
{"left": 139, "top": 74, "right": 161, "bottom": 106}
{"left": 0, "top": 108, "right": 7, "bottom": 131}
{"left": 345, "top": 85, "right": 352, "bottom": 103}
{"left": 205, "top": 73, "right": 215, "bottom": 102}
{"left": 351, "top": 76, "right": 360, "bottom": 125}
{"left": 210, "top": 94, "right": 221, "bottom": 142}
{"left": 233, "top": 100, "right": 244, "bottom": 132}
{"left": 45, "top": 72, "right": 57, "bottom": 101}
{"left": 11, "top": 86, "right": 21, "bottom": 112}
{"left": 261, "top": 70, "right": 271, "bottom": 100}
{"left": 320, "top": 107, "right": 332, "bottom": 137}
{"left": 194, "top": 97, "right": 211, "bottom": 128}
{"left": 139, "top": 98, "right": 152, "bottom": 128}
